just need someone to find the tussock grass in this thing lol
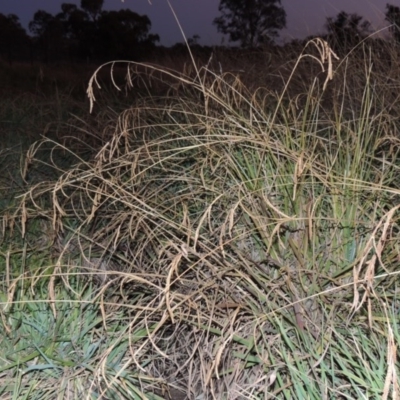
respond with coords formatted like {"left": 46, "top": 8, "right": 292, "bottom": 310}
{"left": 1, "top": 38, "right": 400, "bottom": 399}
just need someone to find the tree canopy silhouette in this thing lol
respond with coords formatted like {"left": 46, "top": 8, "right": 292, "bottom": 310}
{"left": 29, "top": 10, "right": 65, "bottom": 62}
{"left": 213, "top": 0, "right": 286, "bottom": 48}
{"left": 325, "top": 11, "right": 371, "bottom": 52}
{"left": 26, "top": 0, "right": 159, "bottom": 62}
{"left": 0, "top": 14, "right": 29, "bottom": 63}
{"left": 96, "top": 9, "right": 159, "bottom": 59}
{"left": 81, "top": 0, "right": 103, "bottom": 21}
{"left": 385, "top": 4, "right": 400, "bottom": 43}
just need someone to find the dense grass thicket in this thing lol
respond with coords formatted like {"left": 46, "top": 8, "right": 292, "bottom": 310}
{"left": 1, "top": 38, "right": 400, "bottom": 399}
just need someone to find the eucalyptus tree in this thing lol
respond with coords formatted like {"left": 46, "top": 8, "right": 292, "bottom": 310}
{"left": 29, "top": 10, "right": 65, "bottom": 62}
{"left": 96, "top": 9, "right": 159, "bottom": 60}
{"left": 213, "top": 0, "right": 286, "bottom": 48}
{"left": 80, "top": 0, "right": 104, "bottom": 21}
{"left": 0, "top": 13, "right": 29, "bottom": 63}
{"left": 385, "top": 4, "right": 400, "bottom": 43}
{"left": 325, "top": 11, "right": 371, "bottom": 52}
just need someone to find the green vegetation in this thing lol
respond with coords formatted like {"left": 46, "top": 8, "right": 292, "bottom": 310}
{"left": 1, "top": 37, "right": 400, "bottom": 399}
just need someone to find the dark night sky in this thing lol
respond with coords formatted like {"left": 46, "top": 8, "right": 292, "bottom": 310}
{"left": 0, "top": 0, "right": 390, "bottom": 46}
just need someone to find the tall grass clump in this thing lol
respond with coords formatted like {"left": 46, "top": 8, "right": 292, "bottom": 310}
{"left": 2, "top": 38, "right": 400, "bottom": 399}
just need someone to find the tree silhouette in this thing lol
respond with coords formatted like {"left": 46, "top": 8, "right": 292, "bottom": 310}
{"left": 29, "top": 10, "right": 64, "bottom": 62}
{"left": 56, "top": 4, "right": 91, "bottom": 60}
{"left": 325, "top": 11, "right": 371, "bottom": 51}
{"left": 213, "top": 0, "right": 286, "bottom": 48}
{"left": 187, "top": 34, "right": 200, "bottom": 46}
{"left": 0, "top": 14, "right": 29, "bottom": 64}
{"left": 57, "top": 4, "right": 88, "bottom": 39}
{"left": 28, "top": 2, "right": 160, "bottom": 63}
{"left": 80, "top": 0, "right": 104, "bottom": 21}
{"left": 385, "top": 4, "right": 400, "bottom": 43}
{"left": 96, "top": 9, "right": 159, "bottom": 60}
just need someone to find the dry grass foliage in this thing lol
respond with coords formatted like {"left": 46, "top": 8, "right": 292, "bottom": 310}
{"left": 4, "top": 38, "right": 400, "bottom": 398}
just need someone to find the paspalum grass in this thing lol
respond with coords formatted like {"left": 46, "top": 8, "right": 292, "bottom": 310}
{"left": 1, "top": 38, "right": 400, "bottom": 399}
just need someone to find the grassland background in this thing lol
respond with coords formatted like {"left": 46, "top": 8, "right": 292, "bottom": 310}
{"left": 1, "top": 39, "right": 400, "bottom": 399}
